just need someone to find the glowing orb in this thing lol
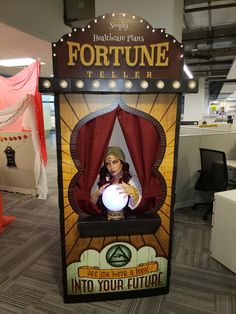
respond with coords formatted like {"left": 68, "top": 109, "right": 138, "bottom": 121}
{"left": 102, "top": 184, "right": 128, "bottom": 211}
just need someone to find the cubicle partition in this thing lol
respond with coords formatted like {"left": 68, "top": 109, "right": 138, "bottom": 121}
{"left": 175, "top": 127, "right": 236, "bottom": 209}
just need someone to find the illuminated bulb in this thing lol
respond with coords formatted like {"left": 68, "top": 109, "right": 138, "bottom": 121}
{"left": 108, "top": 80, "right": 117, "bottom": 88}
{"left": 92, "top": 80, "right": 100, "bottom": 88}
{"left": 102, "top": 185, "right": 128, "bottom": 211}
{"left": 156, "top": 80, "right": 165, "bottom": 89}
{"left": 125, "top": 80, "right": 132, "bottom": 89}
{"left": 43, "top": 80, "right": 51, "bottom": 88}
{"left": 140, "top": 80, "right": 148, "bottom": 89}
{"left": 188, "top": 80, "right": 196, "bottom": 89}
{"left": 59, "top": 80, "right": 68, "bottom": 88}
{"left": 76, "top": 80, "right": 84, "bottom": 88}
{"left": 172, "top": 80, "right": 181, "bottom": 89}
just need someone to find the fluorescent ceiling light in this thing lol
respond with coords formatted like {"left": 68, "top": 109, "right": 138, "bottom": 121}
{"left": 0, "top": 58, "right": 35, "bottom": 67}
{"left": 183, "top": 64, "right": 193, "bottom": 79}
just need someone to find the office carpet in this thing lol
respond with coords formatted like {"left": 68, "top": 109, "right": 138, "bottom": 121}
{"left": 0, "top": 144, "right": 235, "bottom": 314}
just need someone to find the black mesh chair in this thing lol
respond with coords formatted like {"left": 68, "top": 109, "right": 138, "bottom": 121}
{"left": 193, "top": 148, "right": 228, "bottom": 220}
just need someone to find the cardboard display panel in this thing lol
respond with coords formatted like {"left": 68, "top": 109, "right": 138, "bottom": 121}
{"left": 55, "top": 92, "right": 180, "bottom": 302}
{"left": 38, "top": 12, "right": 198, "bottom": 302}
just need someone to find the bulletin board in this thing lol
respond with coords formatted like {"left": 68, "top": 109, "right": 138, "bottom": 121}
{"left": 39, "top": 12, "right": 198, "bottom": 303}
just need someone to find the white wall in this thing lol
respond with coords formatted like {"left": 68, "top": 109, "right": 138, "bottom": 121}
{"left": 183, "top": 77, "right": 206, "bottom": 121}
{"left": 0, "top": 0, "right": 184, "bottom": 42}
{"left": 96, "top": 0, "right": 184, "bottom": 41}
{"left": 0, "top": 0, "right": 70, "bottom": 42}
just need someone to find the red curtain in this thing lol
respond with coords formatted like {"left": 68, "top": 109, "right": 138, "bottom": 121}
{"left": 69, "top": 104, "right": 167, "bottom": 216}
{"left": 68, "top": 108, "right": 117, "bottom": 215}
{"left": 118, "top": 107, "right": 167, "bottom": 213}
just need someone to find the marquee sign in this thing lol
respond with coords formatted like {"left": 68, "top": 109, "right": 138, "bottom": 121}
{"left": 53, "top": 12, "right": 183, "bottom": 80}
{"left": 39, "top": 12, "right": 198, "bottom": 94}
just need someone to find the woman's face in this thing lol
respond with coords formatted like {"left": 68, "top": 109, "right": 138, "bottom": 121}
{"left": 105, "top": 154, "right": 123, "bottom": 177}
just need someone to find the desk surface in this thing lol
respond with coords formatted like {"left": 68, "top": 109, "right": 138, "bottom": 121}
{"left": 215, "top": 189, "right": 236, "bottom": 202}
{"left": 227, "top": 160, "right": 236, "bottom": 168}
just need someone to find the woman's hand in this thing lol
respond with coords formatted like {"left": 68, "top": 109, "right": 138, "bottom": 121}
{"left": 90, "top": 183, "right": 110, "bottom": 204}
{"left": 97, "top": 183, "right": 110, "bottom": 196}
{"left": 117, "top": 182, "right": 139, "bottom": 200}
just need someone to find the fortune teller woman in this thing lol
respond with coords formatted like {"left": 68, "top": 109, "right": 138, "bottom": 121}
{"left": 90, "top": 146, "right": 142, "bottom": 220}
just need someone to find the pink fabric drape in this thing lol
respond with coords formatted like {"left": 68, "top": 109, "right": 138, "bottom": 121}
{"left": 0, "top": 61, "right": 47, "bottom": 165}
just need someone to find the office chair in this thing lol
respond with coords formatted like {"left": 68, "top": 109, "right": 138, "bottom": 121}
{"left": 193, "top": 148, "right": 228, "bottom": 221}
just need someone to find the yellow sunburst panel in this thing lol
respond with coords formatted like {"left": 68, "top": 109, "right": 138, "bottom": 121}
{"left": 66, "top": 237, "right": 92, "bottom": 265}
{"left": 83, "top": 94, "right": 117, "bottom": 111}
{"left": 164, "top": 195, "right": 171, "bottom": 207}
{"left": 60, "top": 119, "right": 72, "bottom": 143}
{"left": 150, "top": 94, "right": 177, "bottom": 120}
{"left": 159, "top": 212, "right": 170, "bottom": 233}
{"left": 62, "top": 161, "right": 76, "bottom": 177}
{"left": 65, "top": 221, "right": 79, "bottom": 241}
{"left": 132, "top": 94, "right": 157, "bottom": 112}
{"left": 159, "top": 203, "right": 171, "bottom": 217}
{"left": 64, "top": 205, "right": 75, "bottom": 220}
{"left": 166, "top": 183, "right": 172, "bottom": 194}
{"left": 60, "top": 146, "right": 71, "bottom": 162}
{"left": 61, "top": 141, "right": 71, "bottom": 154}
{"left": 161, "top": 157, "right": 175, "bottom": 173}
{"left": 155, "top": 227, "right": 170, "bottom": 255}
{"left": 63, "top": 196, "right": 70, "bottom": 207}
{"left": 122, "top": 94, "right": 142, "bottom": 107}
{"left": 59, "top": 107, "right": 80, "bottom": 132}
{"left": 64, "top": 205, "right": 74, "bottom": 219}
{"left": 164, "top": 145, "right": 175, "bottom": 157}
{"left": 89, "top": 237, "right": 106, "bottom": 251}
{"left": 64, "top": 211, "right": 78, "bottom": 234}
{"left": 141, "top": 234, "right": 166, "bottom": 256}
{"left": 129, "top": 235, "right": 144, "bottom": 249}
{"left": 103, "top": 236, "right": 117, "bottom": 246}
